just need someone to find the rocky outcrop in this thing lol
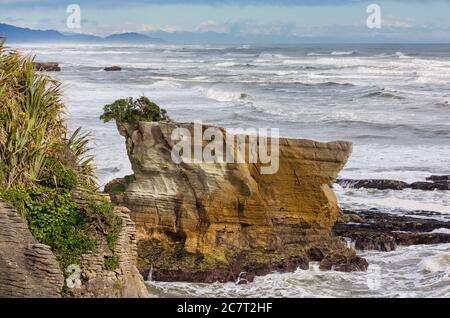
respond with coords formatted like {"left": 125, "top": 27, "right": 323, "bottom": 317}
{"left": 334, "top": 209, "right": 450, "bottom": 252}
{"left": 336, "top": 179, "right": 409, "bottom": 190}
{"left": 0, "top": 201, "right": 64, "bottom": 298}
{"left": 33, "top": 62, "right": 61, "bottom": 72}
{"left": 70, "top": 192, "right": 147, "bottom": 298}
{"left": 0, "top": 194, "right": 147, "bottom": 298}
{"left": 106, "top": 121, "right": 366, "bottom": 283}
{"left": 337, "top": 176, "right": 450, "bottom": 191}
{"left": 104, "top": 66, "right": 122, "bottom": 72}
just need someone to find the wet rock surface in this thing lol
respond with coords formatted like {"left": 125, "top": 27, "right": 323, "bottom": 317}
{"left": 336, "top": 179, "right": 409, "bottom": 190}
{"left": 333, "top": 209, "right": 450, "bottom": 252}
{"left": 337, "top": 175, "right": 450, "bottom": 191}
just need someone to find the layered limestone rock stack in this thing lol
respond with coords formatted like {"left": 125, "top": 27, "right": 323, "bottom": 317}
{"left": 106, "top": 121, "right": 367, "bottom": 283}
{"left": 0, "top": 201, "right": 64, "bottom": 298}
{"left": 70, "top": 192, "right": 148, "bottom": 298}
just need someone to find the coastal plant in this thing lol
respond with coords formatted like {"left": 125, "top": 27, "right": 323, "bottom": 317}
{"left": 0, "top": 43, "right": 96, "bottom": 189}
{"left": 0, "top": 49, "right": 65, "bottom": 187}
{"left": 105, "top": 255, "right": 120, "bottom": 271}
{"left": 65, "top": 128, "right": 96, "bottom": 189}
{"left": 0, "top": 185, "right": 96, "bottom": 271}
{"left": 84, "top": 198, "right": 122, "bottom": 271}
{"left": 100, "top": 96, "right": 168, "bottom": 124}
{"left": 0, "top": 43, "right": 110, "bottom": 295}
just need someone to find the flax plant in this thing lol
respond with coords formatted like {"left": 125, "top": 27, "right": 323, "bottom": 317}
{"left": 0, "top": 43, "right": 95, "bottom": 189}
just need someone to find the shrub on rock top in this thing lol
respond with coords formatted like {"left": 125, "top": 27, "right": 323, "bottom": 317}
{"left": 100, "top": 96, "right": 168, "bottom": 124}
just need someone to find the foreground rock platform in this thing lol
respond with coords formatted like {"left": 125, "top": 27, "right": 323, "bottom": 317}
{"left": 106, "top": 121, "right": 367, "bottom": 283}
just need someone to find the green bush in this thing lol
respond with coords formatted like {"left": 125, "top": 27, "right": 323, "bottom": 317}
{"left": 105, "top": 255, "right": 119, "bottom": 271}
{"left": 40, "top": 158, "right": 77, "bottom": 190}
{"left": 0, "top": 186, "right": 96, "bottom": 271}
{"left": 100, "top": 96, "right": 168, "bottom": 124}
{"left": 84, "top": 199, "right": 122, "bottom": 272}
{"left": 107, "top": 233, "right": 119, "bottom": 251}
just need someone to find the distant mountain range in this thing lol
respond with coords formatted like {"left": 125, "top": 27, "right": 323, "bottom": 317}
{"left": 0, "top": 22, "right": 416, "bottom": 45}
{"left": 0, "top": 23, "right": 165, "bottom": 44}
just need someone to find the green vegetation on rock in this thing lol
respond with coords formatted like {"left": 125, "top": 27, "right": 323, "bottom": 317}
{"left": 0, "top": 42, "right": 122, "bottom": 294}
{"left": 105, "top": 255, "right": 120, "bottom": 271}
{"left": 1, "top": 185, "right": 96, "bottom": 272}
{"left": 100, "top": 96, "right": 168, "bottom": 124}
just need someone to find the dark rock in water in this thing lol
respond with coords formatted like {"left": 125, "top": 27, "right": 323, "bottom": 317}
{"left": 333, "top": 209, "right": 450, "bottom": 252}
{"left": 138, "top": 239, "right": 316, "bottom": 284}
{"left": 426, "top": 175, "right": 450, "bottom": 182}
{"left": 33, "top": 62, "right": 61, "bottom": 72}
{"left": 337, "top": 177, "right": 450, "bottom": 191}
{"left": 394, "top": 232, "right": 450, "bottom": 246}
{"left": 104, "top": 66, "right": 122, "bottom": 72}
{"left": 410, "top": 182, "right": 450, "bottom": 191}
{"left": 337, "top": 179, "right": 409, "bottom": 190}
{"left": 319, "top": 254, "right": 369, "bottom": 272}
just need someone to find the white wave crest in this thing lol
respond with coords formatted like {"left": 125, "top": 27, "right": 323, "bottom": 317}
{"left": 331, "top": 51, "right": 357, "bottom": 56}
{"left": 432, "top": 228, "right": 450, "bottom": 234}
{"left": 201, "top": 86, "right": 249, "bottom": 102}
{"left": 419, "top": 253, "right": 450, "bottom": 273}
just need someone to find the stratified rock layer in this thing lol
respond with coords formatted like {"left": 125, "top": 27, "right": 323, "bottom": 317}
{"left": 107, "top": 121, "right": 363, "bottom": 282}
{"left": 0, "top": 201, "right": 64, "bottom": 298}
{"left": 0, "top": 195, "right": 147, "bottom": 298}
{"left": 70, "top": 192, "right": 148, "bottom": 298}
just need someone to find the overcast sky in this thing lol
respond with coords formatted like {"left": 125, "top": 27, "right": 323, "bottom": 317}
{"left": 2, "top": 0, "right": 450, "bottom": 41}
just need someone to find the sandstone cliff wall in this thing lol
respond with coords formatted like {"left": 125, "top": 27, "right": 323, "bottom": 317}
{"left": 107, "top": 121, "right": 366, "bottom": 282}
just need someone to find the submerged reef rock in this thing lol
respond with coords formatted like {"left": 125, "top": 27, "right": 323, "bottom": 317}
{"left": 33, "top": 62, "right": 61, "bottom": 72}
{"left": 106, "top": 121, "right": 366, "bottom": 283}
{"left": 0, "top": 201, "right": 64, "bottom": 298}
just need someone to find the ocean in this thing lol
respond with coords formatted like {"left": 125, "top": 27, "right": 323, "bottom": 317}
{"left": 13, "top": 43, "right": 450, "bottom": 297}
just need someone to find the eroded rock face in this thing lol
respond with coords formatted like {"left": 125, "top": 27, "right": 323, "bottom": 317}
{"left": 0, "top": 194, "right": 147, "bottom": 298}
{"left": 0, "top": 201, "right": 64, "bottom": 298}
{"left": 106, "top": 121, "right": 363, "bottom": 282}
{"left": 70, "top": 193, "right": 148, "bottom": 298}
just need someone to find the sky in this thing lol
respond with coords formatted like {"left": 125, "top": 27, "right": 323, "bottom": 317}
{"left": 2, "top": 0, "right": 450, "bottom": 42}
